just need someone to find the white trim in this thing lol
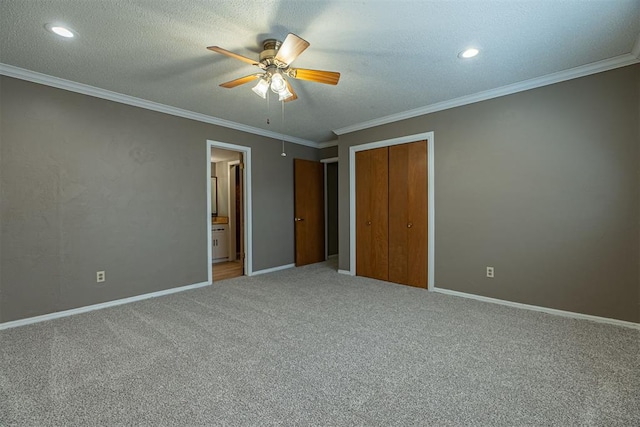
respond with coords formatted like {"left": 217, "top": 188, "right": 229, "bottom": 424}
{"left": 433, "top": 287, "right": 640, "bottom": 330}
{"left": 252, "top": 263, "right": 295, "bottom": 276}
{"left": 0, "top": 281, "right": 210, "bottom": 331}
{"left": 333, "top": 53, "right": 640, "bottom": 136}
{"left": 317, "top": 140, "right": 339, "bottom": 149}
{"left": 320, "top": 157, "right": 339, "bottom": 163}
{"left": 0, "top": 63, "right": 319, "bottom": 148}
{"left": 427, "top": 137, "right": 435, "bottom": 289}
{"left": 207, "top": 157, "right": 213, "bottom": 285}
{"left": 349, "top": 149, "right": 356, "bottom": 276}
{"left": 4, "top": 52, "right": 639, "bottom": 147}
{"left": 207, "top": 140, "right": 253, "bottom": 278}
{"left": 349, "top": 132, "right": 435, "bottom": 291}
{"left": 338, "top": 269, "right": 352, "bottom": 276}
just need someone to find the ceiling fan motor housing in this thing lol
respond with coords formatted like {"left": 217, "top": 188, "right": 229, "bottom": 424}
{"left": 259, "top": 39, "right": 283, "bottom": 67}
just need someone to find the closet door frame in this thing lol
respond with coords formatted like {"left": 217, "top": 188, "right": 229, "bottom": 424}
{"left": 348, "top": 131, "right": 435, "bottom": 290}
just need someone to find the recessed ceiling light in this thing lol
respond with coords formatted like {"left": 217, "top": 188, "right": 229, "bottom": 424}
{"left": 458, "top": 48, "right": 479, "bottom": 59}
{"left": 45, "top": 23, "right": 75, "bottom": 38}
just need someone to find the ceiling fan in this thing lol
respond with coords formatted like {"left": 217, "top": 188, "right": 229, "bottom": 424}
{"left": 207, "top": 33, "right": 340, "bottom": 102}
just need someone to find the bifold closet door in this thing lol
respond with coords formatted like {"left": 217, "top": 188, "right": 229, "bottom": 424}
{"left": 356, "top": 147, "right": 389, "bottom": 280}
{"left": 388, "top": 140, "right": 428, "bottom": 288}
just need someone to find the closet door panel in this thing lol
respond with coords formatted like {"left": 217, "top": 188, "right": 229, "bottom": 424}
{"left": 356, "top": 147, "right": 389, "bottom": 280}
{"left": 407, "top": 140, "right": 428, "bottom": 288}
{"left": 388, "top": 144, "right": 409, "bottom": 284}
{"left": 389, "top": 140, "right": 428, "bottom": 288}
{"left": 356, "top": 149, "right": 373, "bottom": 277}
{"left": 371, "top": 148, "right": 389, "bottom": 280}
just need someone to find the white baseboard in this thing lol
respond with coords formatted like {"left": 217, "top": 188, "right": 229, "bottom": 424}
{"left": 251, "top": 263, "right": 295, "bottom": 276}
{"left": 326, "top": 254, "right": 339, "bottom": 259}
{"left": 433, "top": 287, "right": 639, "bottom": 330}
{"left": 0, "top": 281, "right": 210, "bottom": 331}
{"left": 338, "top": 269, "right": 353, "bottom": 276}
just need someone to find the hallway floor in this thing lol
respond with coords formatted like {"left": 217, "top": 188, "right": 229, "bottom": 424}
{"left": 212, "top": 260, "right": 243, "bottom": 282}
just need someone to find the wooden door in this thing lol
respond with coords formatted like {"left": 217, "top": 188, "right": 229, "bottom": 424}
{"left": 388, "top": 140, "right": 428, "bottom": 288}
{"left": 356, "top": 147, "right": 389, "bottom": 280}
{"left": 294, "top": 159, "right": 325, "bottom": 266}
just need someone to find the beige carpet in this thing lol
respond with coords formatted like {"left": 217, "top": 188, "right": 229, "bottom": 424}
{"left": 1, "top": 261, "right": 638, "bottom": 425}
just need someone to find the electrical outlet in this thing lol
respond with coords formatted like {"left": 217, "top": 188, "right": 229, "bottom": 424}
{"left": 96, "top": 271, "right": 106, "bottom": 283}
{"left": 486, "top": 266, "right": 494, "bottom": 278}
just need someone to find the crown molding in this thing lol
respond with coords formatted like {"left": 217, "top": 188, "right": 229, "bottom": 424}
{"left": 0, "top": 63, "right": 320, "bottom": 149}
{"left": 317, "top": 139, "right": 339, "bottom": 149}
{"left": 334, "top": 52, "right": 640, "bottom": 136}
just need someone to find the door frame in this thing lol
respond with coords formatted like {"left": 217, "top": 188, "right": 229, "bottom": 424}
{"left": 348, "top": 131, "right": 435, "bottom": 290}
{"left": 321, "top": 156, "right": 339, "bottom": 260}
{"left": 207, "top": 140, "right": 253, "bottom": 284}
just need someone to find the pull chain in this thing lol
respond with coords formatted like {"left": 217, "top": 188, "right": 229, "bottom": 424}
{"left": 266, "top": 89, "right": 270, "bottom": 124}
{"left": 280, "top": 100, "right": 287, "bottom": 157}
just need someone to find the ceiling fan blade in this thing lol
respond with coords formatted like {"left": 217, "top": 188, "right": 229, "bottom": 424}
{"left": 284, "top": 80, "right": 298, "bottom": 102}
{"left": 219, "top": 74, "right": 262, "bottom": 88}
{"left": 207, "top": 46, "right": 260, "bottom": 67}
{"left": 274, "top": 33, "right": 310, "bottom": 66}
{"left": 288, "top": 68, "right": 340, "bottom": 85}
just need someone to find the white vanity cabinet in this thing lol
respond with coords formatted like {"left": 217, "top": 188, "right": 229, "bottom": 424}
{"left": 212, "top": 224, "right": 228, "bottom": 263}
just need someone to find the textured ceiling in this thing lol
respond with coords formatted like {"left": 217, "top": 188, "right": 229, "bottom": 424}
{"left": 1, "top": 0, "right": 639, "bottom": 144}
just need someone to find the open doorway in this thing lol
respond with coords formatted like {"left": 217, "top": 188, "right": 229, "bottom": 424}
{"left": 207, "top": 140, "right": 252, "bottom": 283}
{"left": 322, "top": 157, "right": 339, "bottom": 261}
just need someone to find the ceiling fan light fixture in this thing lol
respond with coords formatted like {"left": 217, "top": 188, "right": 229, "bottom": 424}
{"left": 252, "top": 78, "right": 269, "bottom": 99}
{"left": 270, "top": 72, "right": 287, "bottom": 94}
{"left": 458, "top": 48, "right": 479, "bottom": 59}
{"left": 278, "top": 86, "right": 293, "bottom": 101}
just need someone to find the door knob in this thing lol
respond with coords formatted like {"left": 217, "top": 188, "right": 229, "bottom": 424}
{"left": 407, "top": 222, "right": 413, "bottom": 228}
{"left": 294, "top": 217, "right": 304, "bottom": 222}
{"left": 366, "top": 221, "right": 372, "bottom": 226}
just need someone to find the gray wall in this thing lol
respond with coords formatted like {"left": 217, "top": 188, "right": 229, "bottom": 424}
{"left": 338, "top": 64, "right": 640, "bottom": 322}
{"left": 319, "top": 145, "right": 338, "bottom": 159}
{"left": 0, "top": 76, "right": 317, "bottom": 322}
